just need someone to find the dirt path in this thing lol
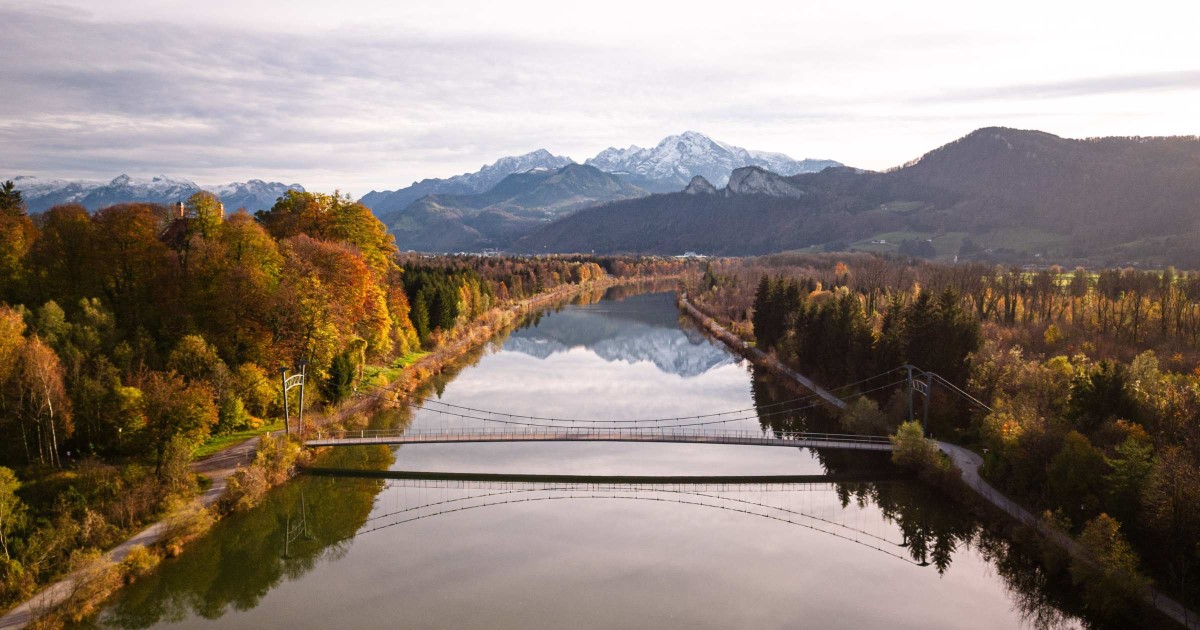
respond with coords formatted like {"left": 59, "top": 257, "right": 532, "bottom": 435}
{"left": 0, "top": 437, "right": 263, "bottom": 630}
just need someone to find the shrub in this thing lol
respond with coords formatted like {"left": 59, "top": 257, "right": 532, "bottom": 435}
{"left": 890, "top": 421, "right": 940, "bottom": 469}
{"left": 119, "top": 544, "right": 160, "bottom": 584}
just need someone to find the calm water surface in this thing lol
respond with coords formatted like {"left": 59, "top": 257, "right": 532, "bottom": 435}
{"left": 83, "top": 290, "right": 1092, "bottom": 629}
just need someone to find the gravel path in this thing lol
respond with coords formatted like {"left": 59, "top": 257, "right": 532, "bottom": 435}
{"left": 0, "top": 436, "right": 263, "bottom": 630}
{"left": 938, "top": 441, "right": 1198, "bottom": 629}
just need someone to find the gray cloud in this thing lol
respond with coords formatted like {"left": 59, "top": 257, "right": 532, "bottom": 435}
{"left": 2, "top": 3, "right": 1198, "bottom": 192}
{"left": 919, "top": 70, "right": 1200, "bottom": 104}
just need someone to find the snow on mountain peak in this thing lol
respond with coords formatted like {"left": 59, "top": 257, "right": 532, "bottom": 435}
{"left": 8, "top": 174, "right": 304, "bottom": 212}
{"left": 584, "top": 131, "right": 839, "bottom": 189}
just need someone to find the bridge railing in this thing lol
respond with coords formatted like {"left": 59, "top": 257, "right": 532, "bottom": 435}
{"left": 308, "top": 426, "right": 893, "bottom": 446}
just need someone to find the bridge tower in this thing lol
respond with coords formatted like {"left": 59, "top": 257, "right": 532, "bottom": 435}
{"left": 281, "top": 360, "right": 308, "bottom": 437}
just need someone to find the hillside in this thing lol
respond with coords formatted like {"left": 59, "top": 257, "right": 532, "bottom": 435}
{"left": 517, "top": 128, "right": 1200, "bottom": 266}
{"left": 380, "top": 163, "right": 645, "bottom": 251}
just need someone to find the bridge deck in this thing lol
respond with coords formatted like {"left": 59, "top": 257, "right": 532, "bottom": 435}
{"left": 305, "top": 429, "right": 893, "bottom": 452}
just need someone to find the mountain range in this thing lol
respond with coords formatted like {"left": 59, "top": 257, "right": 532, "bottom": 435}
{"left": 14, "top": 127, "right": 1200, "bottom": 266}
{"left": 583, "top": 131, "right": 840, "bottom": 192}
{"left": 515, "top": 128, "right": 1200, "bottom": 267}
{"left": 379, "top": 164, "right": 645, "bottom": 252}
{"left": 361, "top": 131, "right": 839, "bottom": 251}
{"left": 9, "top": 175, "right": 305, "bottom": 213}
{"left": 359, "top": 149, "right": 576, "bottom": 216}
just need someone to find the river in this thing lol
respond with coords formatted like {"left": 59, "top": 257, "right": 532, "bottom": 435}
{"left": 78, "top": 289, "right": 1103, "bottom": 629}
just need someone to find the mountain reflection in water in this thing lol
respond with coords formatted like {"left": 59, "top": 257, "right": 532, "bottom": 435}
{"left": 505, "top": 293, "right": 733, "bottom": 377}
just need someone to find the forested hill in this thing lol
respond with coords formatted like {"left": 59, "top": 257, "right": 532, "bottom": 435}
{"left": 516, "top": 128, "right": 1200, "bottom": 266}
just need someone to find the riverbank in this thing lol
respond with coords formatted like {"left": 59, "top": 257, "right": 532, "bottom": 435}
{"left": 329, "top": 276, "right": 674, "bottom": 422}
{"left": 678, "top": 292, "right": 1200, "bottom": 629}
{"left": 678, "top": 292, "right": 846, "bottom": 411}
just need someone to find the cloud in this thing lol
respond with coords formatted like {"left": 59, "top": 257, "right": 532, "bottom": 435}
{"left": 2, "top": 3, "right": 1199, "bottom": 191}
{"left": 920, "top": 70, "right": 1200, "bottom": 104}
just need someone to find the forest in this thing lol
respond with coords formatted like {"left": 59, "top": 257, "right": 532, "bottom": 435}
{"left": 0, "top": 180, "right": 686, "bottom": 615}
{"left": 686, "top": 253, "right": 1200, "bottom": 619}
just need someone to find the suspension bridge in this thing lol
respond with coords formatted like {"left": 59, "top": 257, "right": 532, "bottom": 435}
{"left": 305, "top": 427, "right": 895, "bottom": 451}
{"left": 303, "top": 364, "right": 936, "bottom": 451}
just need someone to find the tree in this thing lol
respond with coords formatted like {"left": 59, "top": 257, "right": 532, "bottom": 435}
{"left": 195, "top": 212, "right": 282, "bottom": 365}
{"left": 140, "top": 372, "right": 218, "bottom": 477}
{"left": 890, "top": 420, "right": 939, "bottom": 469}
{"left": 233, "top": 363, "right": 276, "bottom": 418}
{"left": 0, "top": 468, "right": 26, "bottom": 561}
{"left": 1068, "top": 361, "right": 1137, "bottom": 434}
{"left": 184, "top": 191, "right": 224, "bottom": 239}
{"left": 1072, "top": 514, "right": 1149, "bottom": 619}
{"left": 322, "top": 350, "right": 356, "bottom": 406}
{"left": 0, "top": 181, "right": 22, "bottom": 214}
{"left": 17, "top": 336, "right": 72, "bottom": 468}
{"left": 1046, "top": 431, "right": 1109, "bottom": 526}
{"left": 0, "top": 181, "right": 35, "bottom": 302}
{"left": 92, "top": 204, "right": 171, "bottom": 335}
{"left": 167, "top": 334, "right": 228, "bottom": 389}
{"left": 1104, "top": 434, "right": 1153, "bottom": 528}
{"left": 840, "top": 397, "right": 893, "bottom": 434}
{"left": 1141, "top": 446, "right": 1200, "bottom": 597}
{"left": 26, "top": 204, "right": 96, "bottom": 306}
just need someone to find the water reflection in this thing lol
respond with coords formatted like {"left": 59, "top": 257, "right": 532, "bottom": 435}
{"left": 506, "top": 292, "right": 732, "bottom": 377}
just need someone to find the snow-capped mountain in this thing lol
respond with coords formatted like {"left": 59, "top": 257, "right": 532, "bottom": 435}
{"left": 8, "top": 176, "right": 103, "bottom": 209}
{"left": 212, "top": 179, "right": 305, "bottom": 212}
{"left": 78, "top": 174, "right": 202, "bottom": 210}
{"left": 584, "top": 131, "right": 840, "bottom": 191}
{"left": 360, "top": 149, "right": 575, "bottom": 216}
{"left": 9, "top": 175, "right": 305, "bottom": 213}
{"left": 503, "top": 311, "right": 733, "bottom": 378}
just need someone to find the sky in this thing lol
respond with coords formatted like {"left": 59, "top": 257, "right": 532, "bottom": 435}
{"left": 2, "top": 0, "right": 1199, "bottom": 195}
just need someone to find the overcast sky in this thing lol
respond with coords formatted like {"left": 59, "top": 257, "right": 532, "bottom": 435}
{"left": 2, "top": 0, "right": 1199, "bottom": 195}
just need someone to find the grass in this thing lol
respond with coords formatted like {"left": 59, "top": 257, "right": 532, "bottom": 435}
{"left": 391, "top": 350, "right": 429, "bottom": 368}
{"left": 850, "top": 231, "right": 970, "bottom": 258}
{"left": 194, "top": 419, "right": 285, "bottom": 459}
{"left": 361, "top": 351, "right": 429, "bottom": 386}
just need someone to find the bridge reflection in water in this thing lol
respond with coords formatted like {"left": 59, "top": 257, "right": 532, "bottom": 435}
{"left": 296, "top": 471, "right": 924, "bottom": 566}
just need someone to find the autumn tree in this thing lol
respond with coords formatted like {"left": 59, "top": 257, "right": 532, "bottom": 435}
{"left": 140, "top": 372, "right": 217, "bottom": 477}
{"left": 91, "top": 204, "right": 171, "bottom": 335}
{"left": 0, "top": 181, "right": 36, "bottom": 302}
{"left": 1072, "top": 514, "right": 1149, "bottom": 619}
{"left": 26, "top": 204, "right": 97, "bottom": 308}
{"left": 16, "top": 336, "right": 72, "bottom": 467}
{"left": 184, "top": 190, "right": 224, "bottom": 239}
{"left": 0, "top": 468, "right": 26, "bottom": 560}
